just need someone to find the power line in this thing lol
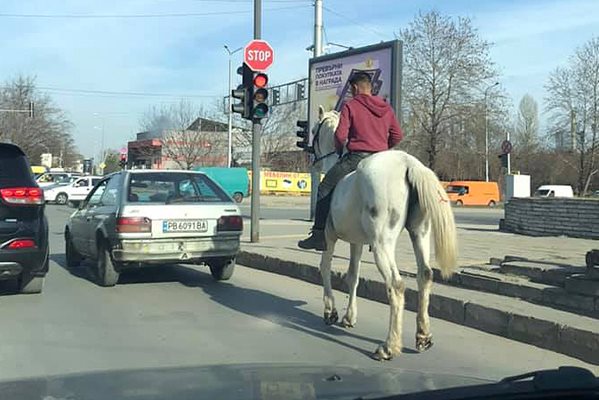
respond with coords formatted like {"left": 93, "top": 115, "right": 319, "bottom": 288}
{"left": 0, "top": 4, "right": 307, "bottom": 19}
{"left": 38, "top": 86, "right": 221, "bottom": 99}
{"left": 322, "top": 5, "right": 388, "bottom": 39}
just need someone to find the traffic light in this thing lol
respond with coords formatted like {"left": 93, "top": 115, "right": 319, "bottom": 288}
{"left": 296, "top": 82, "right": 305, "bottom": 101}
{"left": 28, "top": 101, "right": 34, "bottom": 118}
{"left": 499, "top": 154, "right": 508, "bottom": 168}
{"left": 119, "top": 153, "right": 127, "bottom": 169}
{"left": 251, "top": 72, "right": 269, "bottom": 120}
{"left": 271, "top": 88, "right": 280, "bottom": 106}
{"left": 231, "top": 63, "right": 254, "bottom": 120}
{"left": 296, "top": 120, "right": 312, "bottom": 153}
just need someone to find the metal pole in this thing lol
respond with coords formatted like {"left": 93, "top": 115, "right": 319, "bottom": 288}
{"left": 309, "top": 0, "right": 323, "bottom": 220}
{"left": 227, "top": 55, "right": 233, "bottom": 168}
{"left": 506, "top": 130, "right": 511, "bottom": 175}
{"left": 484, "top": 95, "right": 489, "bottom": 182}
{"left": 250, "top": 0, "right": 262, "bottom": 243}
{"left": 484, "top": 82, "right": 498, "bottom": 182}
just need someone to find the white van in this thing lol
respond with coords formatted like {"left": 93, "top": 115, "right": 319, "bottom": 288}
{"left": 534, "top": 185, "right": 574, "bottom": 198}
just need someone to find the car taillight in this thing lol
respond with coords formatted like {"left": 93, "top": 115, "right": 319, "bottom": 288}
{"left": 217, "top": 215, "right": 243, "bottom": 232}
{"left": 6, "top": 239, "right": 36, "bottom": 249}
{"left": 0, "top": 187, "right": 44, "bottom": 205}
{"left": 116, "top": 217, "right": 152, "bottom": 233}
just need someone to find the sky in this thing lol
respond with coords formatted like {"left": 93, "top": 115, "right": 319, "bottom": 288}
{"left": 0, "top": 0, "right": 597, "bottom": 160}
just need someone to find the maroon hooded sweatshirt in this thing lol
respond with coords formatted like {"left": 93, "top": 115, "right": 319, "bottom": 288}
{"left": 334, "top": 94, "right": 403, "bottom": 153}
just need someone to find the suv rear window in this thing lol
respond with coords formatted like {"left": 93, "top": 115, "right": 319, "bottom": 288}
{"left": 127, "top": 172, "right": 231, "bottom": 204}
{"left": 0, "top": 145, "right": 36, "bottom": 188}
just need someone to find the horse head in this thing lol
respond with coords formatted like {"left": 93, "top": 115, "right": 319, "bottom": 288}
{"left": 312, "top": 105, "right": 340, "bottom": 172}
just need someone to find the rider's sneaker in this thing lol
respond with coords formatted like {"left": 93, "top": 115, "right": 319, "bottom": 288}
{"left": 298, "top": 229, "right": 327, "bottom": 251}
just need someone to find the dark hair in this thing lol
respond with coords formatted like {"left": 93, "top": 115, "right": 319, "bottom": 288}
{"left": 349, "top": 72, "right": 372, "bottom": 86}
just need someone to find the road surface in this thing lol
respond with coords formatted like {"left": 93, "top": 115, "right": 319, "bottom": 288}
{"left": 0, "top": 205, "right": 592, "bottom": 384}
{"left": 240, "top": 201, "right": 503, "bottom": 226}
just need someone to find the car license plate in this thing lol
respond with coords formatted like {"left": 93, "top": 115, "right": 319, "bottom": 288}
{"left": 162, "top": 220, "right": 208, "bottom": 233}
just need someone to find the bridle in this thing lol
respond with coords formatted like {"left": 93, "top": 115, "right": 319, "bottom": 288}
{"left": 311, "top": 117, "right": 338, "bottom": 165}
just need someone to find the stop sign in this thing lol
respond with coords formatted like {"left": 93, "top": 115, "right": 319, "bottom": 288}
{"left": 244, "top": 40, "right": 274, "bottom": 71}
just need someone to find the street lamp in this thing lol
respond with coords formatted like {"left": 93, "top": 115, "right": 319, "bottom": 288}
{"left": 484, "top": 82, "right": 499, "bottom": 182}
{"left": 224, "top": 44, "right": 243, "bottom": 168}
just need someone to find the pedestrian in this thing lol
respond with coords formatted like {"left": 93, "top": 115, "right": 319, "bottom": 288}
{"left": 298, "top": 71, "right": 404, "bottom": 251}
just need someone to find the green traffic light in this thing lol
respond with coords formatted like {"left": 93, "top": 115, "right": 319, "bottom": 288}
{"left": 253, "top": 103, "right": 269, "bottom": 119}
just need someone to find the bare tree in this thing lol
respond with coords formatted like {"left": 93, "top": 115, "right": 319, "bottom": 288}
{"left": 399, "top": 10, "right": 498, "bottom": 171}
{"left": 259, "top": 101, "right": 309, "bottom": 170}
{"left": 515, "top": 94, "right": 539, "bottom": 151}
{"left": 139, "top": 100, "right": 226, "bottom": 170}
{"left": 0, "top": 75, "right": 79, "bottom": 167}
{"left": 546, "top": 36, "right": 599, "bottom": 195}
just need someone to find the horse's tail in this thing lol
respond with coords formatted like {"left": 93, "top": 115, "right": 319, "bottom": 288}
{"left": 407, "top": 161, "right": 458, "bottom": 279}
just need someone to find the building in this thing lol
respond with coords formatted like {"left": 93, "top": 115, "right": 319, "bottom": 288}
{"left": 128, "top": 117, "right": 250, "bottom": 169}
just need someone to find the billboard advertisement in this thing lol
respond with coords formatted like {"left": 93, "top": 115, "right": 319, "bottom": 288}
{"left": 308, "top": 40, "right": 402, "bottom": 143}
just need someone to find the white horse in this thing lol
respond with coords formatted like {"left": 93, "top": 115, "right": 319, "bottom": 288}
{"left": 311, "top": 106, "right": 458, "bottom": 361}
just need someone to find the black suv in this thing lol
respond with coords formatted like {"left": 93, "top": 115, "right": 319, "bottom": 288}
{"left": 0, "top": 143, "right": 48, "bottom": 294}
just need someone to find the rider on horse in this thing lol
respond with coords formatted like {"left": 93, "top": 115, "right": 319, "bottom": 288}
{"left": 298, "top": 72, "right": 404, "bottom": 251}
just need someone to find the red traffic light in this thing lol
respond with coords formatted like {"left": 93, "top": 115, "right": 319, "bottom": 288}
{"left": 253, "top": 73, "right": 268, "bottom": 88}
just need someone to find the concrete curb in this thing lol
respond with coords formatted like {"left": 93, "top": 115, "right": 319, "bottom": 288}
{"left": 238, "top": 250, "right": 599, "bottom": 365}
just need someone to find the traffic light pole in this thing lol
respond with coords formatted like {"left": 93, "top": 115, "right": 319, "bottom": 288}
{"left": 250, "top": 0, "right": 262, "bottom": 243}
{"left": 309, "top": 0, "right": 324, "bottom": 220}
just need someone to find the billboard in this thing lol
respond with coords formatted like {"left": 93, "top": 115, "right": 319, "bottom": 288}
{"left": 308, "top": 40, "right": 403, "bottom": 142}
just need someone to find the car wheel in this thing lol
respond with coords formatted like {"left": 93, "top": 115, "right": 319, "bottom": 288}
{"left": 19, "top": 273, "right": 45, "bottom": 294}
{"left": 97, "top": 241, "right": 120, "bottom": 287}
{"left": 65, "top": 231, "right": 82, "bottom": 268}
{"left": 56, "top": 192, "right": 68, "bottom": 205}
{"left": 488, "top": 200, "right": 497, "bottom": 207}
{"left": 209, "top": 258, "right": 236, "bottom": 281}
{"left": 232, "top": 192, "right": 243, "bottom": 203}
{"left": 455, "top": 200, "right": 464, "bottom": 207}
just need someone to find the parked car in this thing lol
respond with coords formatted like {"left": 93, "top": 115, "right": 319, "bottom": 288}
{"left": 534, "top": 185, "right": 574, "bottom": 198}
{"left": 445, "top": 180, "right": 500, "bottom": 207}
{"left": 64, "top": 170, "right": 243, "bottom": 286}
{"left": 44, "top": 176, "right": 101, "bottom": 205}
{"left": 0, "top": 143, "right": 49, "bottom": 294}
{"left": 194, "top": 167, "right": 249, "bottom": 203}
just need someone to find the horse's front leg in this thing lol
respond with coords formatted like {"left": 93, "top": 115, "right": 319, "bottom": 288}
{"left": 320, "top": 230, "right": 338, "bottom": 325}
{"left": 342, "top": 243, "right": 363, "bottom": 328}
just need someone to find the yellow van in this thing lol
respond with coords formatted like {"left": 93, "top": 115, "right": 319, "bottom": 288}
{"left": 446, "top": 181, "right": 500, "bottom": 207}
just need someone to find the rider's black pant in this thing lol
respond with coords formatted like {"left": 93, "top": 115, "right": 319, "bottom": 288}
{"left": 313, "top": 152, "right": 373, "bottom": 230}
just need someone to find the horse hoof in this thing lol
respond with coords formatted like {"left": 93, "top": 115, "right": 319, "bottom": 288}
{"left": 416, "top": 336, "right": 433, "bottom": 352}
{"left": 324, "top": 309, "right": 339, "bottom": 325}
{"left": 341, "top": 316, "right": 355, "bottom": 328}
{"left": 371, "top": 344, "right": 394, "bottom": 361}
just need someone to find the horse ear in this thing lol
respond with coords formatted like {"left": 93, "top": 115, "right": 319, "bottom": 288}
{"left": 318, "top": 105, "right": 325, "bottom": 120}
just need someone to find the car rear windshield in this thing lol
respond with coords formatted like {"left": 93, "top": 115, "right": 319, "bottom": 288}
{"left": 0, "top": 146, "right": 36, "bottom": 188}
{"left": 127, "top": 172, "right": 231, "bottom": 204}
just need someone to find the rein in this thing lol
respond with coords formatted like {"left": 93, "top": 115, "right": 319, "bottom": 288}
{"left": 312, "top": 117, "right": 339, "bottom": 166}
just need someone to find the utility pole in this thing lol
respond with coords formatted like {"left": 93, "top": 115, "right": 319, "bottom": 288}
{"left": 250, "top": 0, "right": 262, "bottom": 243}
{"left": 484, "top": 82, "right": 499, "bottom": 182}
{"left": 310, "top": 0, "right": 323, "bottom": 220}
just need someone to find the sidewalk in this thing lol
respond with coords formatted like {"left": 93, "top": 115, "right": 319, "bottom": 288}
{"left": 237, "top": 218, "right": 599, "bottom": 365}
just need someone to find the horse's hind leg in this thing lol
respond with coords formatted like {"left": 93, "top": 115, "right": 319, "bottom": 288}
{"left": 407, "top": 208, "right": 434, "bottom": 352}
{"left": 321, "top": 225, "right": 338, "bottom": 325}
{"left": 342, "top": 243, "right": 363, "bottom": 328}
{"left": 371, "top": 239, "right": 405, "bottom": 361}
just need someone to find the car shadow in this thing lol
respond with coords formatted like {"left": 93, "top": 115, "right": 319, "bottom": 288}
{"left": 52, "top": 254, "right": 417, "bottom": 357}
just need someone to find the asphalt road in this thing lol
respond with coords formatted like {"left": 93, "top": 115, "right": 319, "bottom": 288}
{"left": 0, "top": 205, "right": 592, "bottom": 384}
{"left": 240, "top": 203, "right": 504, "bottom": 226}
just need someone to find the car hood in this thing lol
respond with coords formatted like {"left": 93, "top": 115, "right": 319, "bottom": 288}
{"left": 0, "top": 364, "right": 491, "bottom": 400}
